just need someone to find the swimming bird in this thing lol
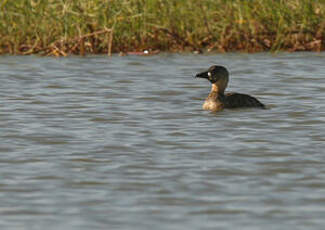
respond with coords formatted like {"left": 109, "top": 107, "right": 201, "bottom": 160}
{"left": 196, "top": 65, "right": 265, "bottom": 112}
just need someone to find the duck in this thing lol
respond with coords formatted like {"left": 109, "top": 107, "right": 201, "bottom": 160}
{"left": 196, "top": 65, "right": 265, "bottom": 112}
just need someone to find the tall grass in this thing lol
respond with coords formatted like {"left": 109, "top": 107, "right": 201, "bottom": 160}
{"left": 0, "top": 0, "right": 324, "bottom": 55}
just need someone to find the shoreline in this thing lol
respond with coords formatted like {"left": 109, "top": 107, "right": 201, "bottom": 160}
{"left": 1, "top": 0, "right": 324, "bottom": 56}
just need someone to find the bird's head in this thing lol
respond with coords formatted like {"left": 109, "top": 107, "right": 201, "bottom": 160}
{"left": 195, "top": 65, "right": 229, "bottom": 93}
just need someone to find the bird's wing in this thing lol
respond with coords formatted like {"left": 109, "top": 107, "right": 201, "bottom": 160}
{"left": 224, "top": 92, "right": 265, "bottom": 109}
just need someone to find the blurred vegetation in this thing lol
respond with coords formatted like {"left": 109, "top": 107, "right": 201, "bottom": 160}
{"left": 0, "top": 0, "right": 324, "bottom": 56}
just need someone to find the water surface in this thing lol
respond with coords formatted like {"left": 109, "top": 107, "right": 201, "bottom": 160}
{"left": 0, "top": 52, "right": 325, "bottom": 230}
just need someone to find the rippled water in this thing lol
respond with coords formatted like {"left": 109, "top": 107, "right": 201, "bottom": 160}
{"left": 0, "top": 52, "right": 325, "bottom": 229}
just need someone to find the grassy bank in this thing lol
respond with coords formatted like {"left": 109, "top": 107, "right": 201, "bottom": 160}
{"left": 1, "top": 0, "right": 324, "bottom": 56}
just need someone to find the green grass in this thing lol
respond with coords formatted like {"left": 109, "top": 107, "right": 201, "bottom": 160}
{"left": 1, "top": 0, "right": 324, "bottom": 55}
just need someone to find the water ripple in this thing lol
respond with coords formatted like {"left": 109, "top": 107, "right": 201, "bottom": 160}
{"left": 0, "top": 52, "right": 325, "bottom": 230}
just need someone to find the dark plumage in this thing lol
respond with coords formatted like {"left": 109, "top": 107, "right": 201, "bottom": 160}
{"left": 223, "top": 93, "right": 265, "bottom": 108}
{"left": 196, "top": 65, "right": 265, "bottom": 112}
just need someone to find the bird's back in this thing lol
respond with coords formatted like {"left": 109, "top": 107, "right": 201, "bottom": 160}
{"left": 224, "top": 93, "right": 265, "bottom": 109}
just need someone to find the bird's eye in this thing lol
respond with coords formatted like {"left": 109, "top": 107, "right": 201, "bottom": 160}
{"left": 208, "top": 72, "right": 211, "bottom": 77}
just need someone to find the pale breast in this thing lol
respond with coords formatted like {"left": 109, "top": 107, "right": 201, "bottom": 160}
{"left": 203, "top": 99, "right": 223, "bottom": 112}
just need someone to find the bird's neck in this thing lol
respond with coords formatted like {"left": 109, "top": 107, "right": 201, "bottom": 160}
{"left": 206, "top": 84, "right": 225, "bottom": 104}
{"left": 203, "top": 84, "right": 224, "bottom": 112}
{"left": 210, "top": 83, "right": 225, "bottom": 95}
